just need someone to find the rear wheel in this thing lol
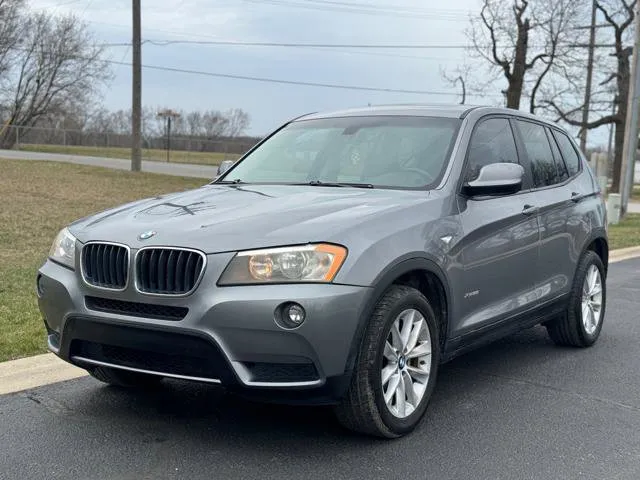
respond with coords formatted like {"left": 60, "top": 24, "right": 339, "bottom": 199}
{"left": 334, "top": 285, "right": 440, "bottom": 438}
{"left": 546, "top": 250, "right": 606, "bottom": 347}
{"left": 89, "top": 367, "right": 163, "bottom": 388}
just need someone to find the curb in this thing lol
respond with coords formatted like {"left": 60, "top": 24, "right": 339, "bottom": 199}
{"left": 0, "top": 353, "right": 87, "bottom": 395}
{"left": 610, "top": 245, "right": 640, "bottom": 263}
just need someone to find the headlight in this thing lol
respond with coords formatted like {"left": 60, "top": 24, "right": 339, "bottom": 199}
{"left": 49, "top": 227, "right": 76, "bottom": 269}
{"left": 218, "top": 244, "right": 347, "bottom": 285}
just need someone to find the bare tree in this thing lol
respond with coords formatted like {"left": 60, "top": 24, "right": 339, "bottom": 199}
{"left": 201, "top": 110, "right": 229, "bottom": 140}
{"left": 0, "top": 11, "right": 110, "bottom": 148}
{"left": 224, "top": 108, "right": 250, "bottom": 137}
{"left": 0, "top": 0, "right": 25, "bottom": 80}
{"left": 543, "top": 0, "right": 636, "bottom": 193}
{"left": 468, "top": 0, "right": 586, "bottom": 112}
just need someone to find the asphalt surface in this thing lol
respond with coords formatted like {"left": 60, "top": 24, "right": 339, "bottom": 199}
{"left": 2, "top": 259, "right": 640, "bottom": 480}
{"left": 0, "top": 149, "right": 216, "bottom": 179}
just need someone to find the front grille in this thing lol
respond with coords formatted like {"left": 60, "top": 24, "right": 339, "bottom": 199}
{"left": 85, "top": 296, "right": 188, "bottom": 321}
{"left": 135, "top": 248, "right": 205, "bottom": 295}
{"left": 81, "top": 243, "right": 129, "bottom": 290}
{"left": 65, "top": 318, "right": 234, "bottom": 383}
{"left": 72, "top": 340, "right": 221, "bottom": 379}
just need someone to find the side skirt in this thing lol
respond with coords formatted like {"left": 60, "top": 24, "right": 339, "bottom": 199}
{"left": 442, "top": 293, "right": 570, "bottom": 363}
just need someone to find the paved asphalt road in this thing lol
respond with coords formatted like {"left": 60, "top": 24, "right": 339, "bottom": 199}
{"left": 0, "top": 149, "right": 216, "bottom": 179}
{"left": 2, "top": 259, "right": 640, "bottom": 480}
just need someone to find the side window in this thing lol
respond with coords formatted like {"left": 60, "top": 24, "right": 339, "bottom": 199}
{"left": 466, "top": 118, "right": 519, "bottom": 182}
{"left": 552, "top": 130, "right": 582, "bottom": 177}
{"left": 545, "top": 127, "right": 569, "bottom": 183}
{"left": 515, "top": 120, "right": 559, "bottom": 187}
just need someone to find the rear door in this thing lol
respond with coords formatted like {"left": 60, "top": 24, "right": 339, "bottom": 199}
{"left": 512, "top": 120, "right": 584, "bottom": 303}
{"left": 453, "top": 117, "right": 541, "bottom": 338}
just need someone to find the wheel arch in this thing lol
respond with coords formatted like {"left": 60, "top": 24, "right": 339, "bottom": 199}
{"left": 344, "top": 254, "right": 452, "bottom": 377}
{"left": 581, "top": 228, "right": 609, "bottom": 276}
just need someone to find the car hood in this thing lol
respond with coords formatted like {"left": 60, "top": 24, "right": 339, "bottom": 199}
{"left": 69, "top": 184, "right": 430, "bottom": 253}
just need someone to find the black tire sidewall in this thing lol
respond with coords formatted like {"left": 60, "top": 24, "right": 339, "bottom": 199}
{"left": 369, "top": 289, "right": 440, "bottom": 435}
{"left": 571, "top": 251, "right": 606, "bottom": 346}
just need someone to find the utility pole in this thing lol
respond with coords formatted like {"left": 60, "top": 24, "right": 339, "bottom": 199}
{"left": 131, "top": 0, "right": 142, "bottom": 172}
{"left": 580, "top": 0, "right": 598, "bottom": 154}
{"left": 619, "top": 2, "right": 640, "bottom": 217}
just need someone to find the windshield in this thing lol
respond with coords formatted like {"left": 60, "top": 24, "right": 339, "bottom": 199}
{"left": 219, "top": 115, "right": 461, "bottom": 189}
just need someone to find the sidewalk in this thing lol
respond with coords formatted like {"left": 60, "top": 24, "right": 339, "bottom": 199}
{"left": 0, "top": 149, "right": 216, "bottom": 179}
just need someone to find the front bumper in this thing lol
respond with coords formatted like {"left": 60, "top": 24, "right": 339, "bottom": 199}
{"left": 37, "top": 254, "right": 371, "bottom": 404}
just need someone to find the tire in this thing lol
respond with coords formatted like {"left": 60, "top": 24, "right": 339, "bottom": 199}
{"left": 334, "top": 285, "right": 440, "bottom": 438}
{"left": 89, "top": 366, "right": 163, "bottom": 388}
{"left": 546, "top": 250, "right": 606, "bottom": 347}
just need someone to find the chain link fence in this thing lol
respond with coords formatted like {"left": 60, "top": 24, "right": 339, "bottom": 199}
{"left": 0, "top": 125, "right": 257, "bottom": 166}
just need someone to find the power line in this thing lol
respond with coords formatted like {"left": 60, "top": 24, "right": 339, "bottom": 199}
{"left": 103, "top": 58, "right": 502, "bottom": 98}
{"left": 238, "top": 0, "right": 470, "bottom": 20}
{"left": 143, "top": 40, "right": 474, "bottom": 49}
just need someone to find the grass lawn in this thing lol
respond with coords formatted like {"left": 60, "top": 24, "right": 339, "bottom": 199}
{"left": 0, "top": 158, "right": 206, "bottom": 362}
{"left": 16, "top": 144, "right": 242, "bottom": 166}
{"left": 608, "top": 213, "right": 640, "bottom": 250}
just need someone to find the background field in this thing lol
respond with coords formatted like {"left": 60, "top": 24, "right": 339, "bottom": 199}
{"left": 16, "top": 144, "right": 241, "bottom": 166}
{"left": 0, "top": 159, "right": 205, "bottom": 361}
{"left": 0, "top": 158, "right": 638, "bottom": 362}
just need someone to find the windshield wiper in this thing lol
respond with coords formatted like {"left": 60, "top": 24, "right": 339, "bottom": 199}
{"left": 307, "top": 180, "right": 374, "bottom": 189}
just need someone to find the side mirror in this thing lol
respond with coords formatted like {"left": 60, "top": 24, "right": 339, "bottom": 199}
{"left": 215, "top": 159, "right": 235, "bottom": 178}
{"left": 463, "top": 162, "right": 524, "bottom": 196}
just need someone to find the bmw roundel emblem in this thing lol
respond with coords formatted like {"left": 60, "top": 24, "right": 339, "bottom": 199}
{"left": 138, "top": 230, "right": 157, "bottom": 240}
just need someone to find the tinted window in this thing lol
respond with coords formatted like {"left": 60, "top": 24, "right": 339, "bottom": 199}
{"left": 516, "top": 120, "right": 559, "bottom": 187}
{"left": 466, "top": 118, "right": 518, "bottom": 182}
{"left": 553, "top": 130, "right": 581, "bottom": 177}
{"left": 546, "top": 128, "right": 569, "bottom": 183}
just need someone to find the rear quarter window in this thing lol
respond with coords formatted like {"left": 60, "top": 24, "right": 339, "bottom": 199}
{"left": 552, "top": 130, "right": 582, "bottom": 177}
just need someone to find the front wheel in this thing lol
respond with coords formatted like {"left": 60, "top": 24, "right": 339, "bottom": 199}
{"left": 334, "top": 285, "right": 440, "bottom": 438}
{"left": 546, "top": 250, "right": 606, "bottom": 347}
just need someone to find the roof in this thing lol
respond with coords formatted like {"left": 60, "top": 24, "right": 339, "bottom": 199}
{"left": 293, "top": 104, "right": 562, "bottom": 129}
{"left": 295, "top": 104, "right": 482, "bottom": 121}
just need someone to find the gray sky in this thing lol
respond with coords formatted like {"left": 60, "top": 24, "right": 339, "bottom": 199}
{"left": 28, "top": 0, "right": 611, "bottom": 146}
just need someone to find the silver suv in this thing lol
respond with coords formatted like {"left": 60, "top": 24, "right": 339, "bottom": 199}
{"left": 38, "top": 105, "right": 608, "bottom": 438}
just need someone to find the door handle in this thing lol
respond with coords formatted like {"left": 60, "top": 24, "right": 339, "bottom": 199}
{"left": 522, "top": 204, "right": 537, "bottom": 216}
{"left": 571, "top": 191, "right": 583, "bottom": 203}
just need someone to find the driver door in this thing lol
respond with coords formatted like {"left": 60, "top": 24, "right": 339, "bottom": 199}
{"left": 452, "top": 117, "right": 541, "bottom": 339}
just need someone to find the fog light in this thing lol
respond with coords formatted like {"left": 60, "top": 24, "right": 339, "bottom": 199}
{"left": 276, "top": 302, "right": 306, "bottom": 329}
{"left": 287, "top": 303, "right": 305, "bottom": 324}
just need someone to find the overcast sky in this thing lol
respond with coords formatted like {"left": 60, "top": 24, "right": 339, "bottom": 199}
{"left": 27, "top": 0, "right": 610, "bottom": 146}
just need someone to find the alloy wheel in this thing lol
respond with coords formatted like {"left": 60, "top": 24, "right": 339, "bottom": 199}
{"left": 381, "top": 308, "right": 432, "bottom": 418}
{"left": 581, "top": 265, "right": 603, "bottom": 335}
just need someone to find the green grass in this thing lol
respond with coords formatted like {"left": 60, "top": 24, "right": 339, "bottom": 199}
{"left": 608, "top": 213, "right": 640, "bottom": 250}
{"left": 0, "top": 158, "right": 206, "bottom": 362}
{"left": 16, "top": 144, "right": 242, "bottom": 166}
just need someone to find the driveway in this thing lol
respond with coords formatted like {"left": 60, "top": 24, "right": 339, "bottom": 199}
{"left": 2, "top": 258, "right": 640, "bottom": 479}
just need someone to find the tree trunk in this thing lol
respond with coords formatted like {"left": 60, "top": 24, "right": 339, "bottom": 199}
{"left": 506, "top": 18, "right": 529, "bottom": 110}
